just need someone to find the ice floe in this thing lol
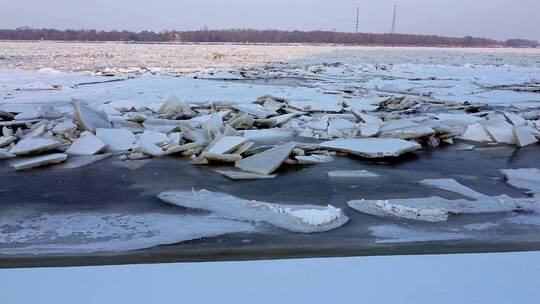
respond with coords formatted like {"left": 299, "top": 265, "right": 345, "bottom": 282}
{"left": 158, "top": 190, "right": 348, "bottom": 233}
{"left": 501, "top": 168, "right": 540, "bottom": 198}
{"left": 348, "top": 178, "right": 540, "bottom": 222}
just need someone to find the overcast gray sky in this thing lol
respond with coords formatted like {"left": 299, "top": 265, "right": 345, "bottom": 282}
{"left": 0, "top": 0, "right": 538, "bottom": 41}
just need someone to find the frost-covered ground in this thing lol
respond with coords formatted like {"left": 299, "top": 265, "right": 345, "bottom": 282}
{"left": 1, "top": 42, "right": 540, "bottom": 263}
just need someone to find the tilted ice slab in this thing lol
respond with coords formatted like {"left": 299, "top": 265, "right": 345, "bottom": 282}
{"left": 0, "top": 211, "right": 254, "bottom": 255}
{"left": 235, "top": 142, "right": 296, "bottom": 175}
{"left": 158, "top": 190, "right": 349, "bottom": 233}
{"left": 501, "top": 168, "right": 540, "bottom": 198}
{"left": 11, "top": 153, "right": 68, "bottom": 171}
{"left": 320, "top": 138, "right": 421, "bottom": 158}
{"left": 348, "top": 178, "right": 539, "bottom": 222}
{"left": 9, "top": 137, "right": 62, "bottom": 155}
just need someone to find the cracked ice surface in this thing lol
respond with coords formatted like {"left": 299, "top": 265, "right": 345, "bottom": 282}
{"left": 0, "top": 210, "right": 255, "bottom": 254}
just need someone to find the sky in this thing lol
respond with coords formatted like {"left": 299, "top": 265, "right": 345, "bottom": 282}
{"left": 0, "top": 0, "right": 538, "bottom": 41}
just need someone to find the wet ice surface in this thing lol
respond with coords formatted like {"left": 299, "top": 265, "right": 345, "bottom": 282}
{"left": 1, "top": 43, "right": 540, "bottom": 266}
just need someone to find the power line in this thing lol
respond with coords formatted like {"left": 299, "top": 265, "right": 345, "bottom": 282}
{"left": 355, "top": 6, "right": 359, "bottom": 33}
{"left": 390, "top": 4, "right": 397, "bottom": 34}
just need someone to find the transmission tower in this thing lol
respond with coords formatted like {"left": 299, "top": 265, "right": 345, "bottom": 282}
{"left": 355, "top": 6, "right": 359, "bottom": 33}
{"left": 390, "top": 4, "right": 397, "bottom": 34}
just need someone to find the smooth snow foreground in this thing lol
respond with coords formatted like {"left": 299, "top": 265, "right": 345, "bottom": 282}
{"left": 158, "top": 190, "right": 348, "bottom": 233}
{"left": 1, "top": 252, "right": 539, "bottom": 304}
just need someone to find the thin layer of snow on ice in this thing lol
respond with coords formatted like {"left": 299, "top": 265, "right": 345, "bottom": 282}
{"left": 0, "top": 210, "right": 255, "bottom": 254}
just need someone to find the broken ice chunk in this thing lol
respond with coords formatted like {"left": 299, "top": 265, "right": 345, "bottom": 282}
{"left": 158, "top": 190, "right": 348, "bottom": 233}
{"left": 235, "top": 142, "right": 296, "bottom": 175}
{"left": 206, "top": 136, "right": 250, "bottom": 155}
{"left": 287, "top": 100, "right": 342, "bottom": 113}
{"left": 11, "top": 153, "right": 68, "bottom": 171}
{"left": 295, "top": 154, "right": 334, "bottom": 165}
{"left": 419, "top": 178, "right": 489, "bottom": 200}
{"left": 501, "top": 168, "right": 540, "bottom": 198}
{"left": 157, "top": 95, "right": 196, "bottom": 119}
{"left": 320, "top": 138, "right": 421, "bottom": 158}
{"left": 349, "top": 198, "right": 450, "bottom": 222}
{"left": 354, "top": 112, "right": 383, "bottom": 125}
{"left": 95, "top": 128, "right": 136, "bottom": 151}
{"left": 379, "top": 125, "right": 435, "bottom": 140}
{"left": 0, "top": 148, "right": 15, "bottom": 160}
{"left": 0, "top": 136, "right": 16, "bottom": 148}
{"left": 242, "top": 129, "right": 292, "bottom": 143}
{"left": 52, "top": 120, "right": 77, "bottom": 135}
{"left": 202, "top": 152, "right": 242, "bottom": 162}
{"left": 215, "top": 170, "right": 277, "bottom": 180}
{"left": 73, "top": 101, "right": 112, "bottom": 133}
{"left": 203, "top": 112, "right": 224, "bottom": 139}
{"left": 513, "top": 127, "right": 538, "bottom": 147}
{"left": 481, "top": 118, "right": 515, "bottom": 144}
{"left": 359, "top": 123, "right": 380, "bottom": 137}
{"left": 9, "top": 137, "right": 62, "bottom": 155}
{"left": 504, "top": 112, "right": 526, "bottom": 127}
{"left": 52, "top": 154, "right": 111, "bottom": 169}
{"left": 458, "top": 123, "right": 493, "bottom": 142}
{"left": 66, "top": 131, "right": 105, "bottom": 156}
{"left": 232, "top": 103, "right": 275, "bottom": 119}
{"left": 328, "top": 170, "right": 379, "bottom": 178}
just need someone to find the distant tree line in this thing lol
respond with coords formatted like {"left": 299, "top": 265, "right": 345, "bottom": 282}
{"left": 0, "top": 27, "right": 538, "bottom": 48}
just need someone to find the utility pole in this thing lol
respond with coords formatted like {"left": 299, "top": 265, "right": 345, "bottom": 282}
{"left": 355, "top": 6, "right": 359, "bottom": 33}
{"left": 390, "top": 4, "right": 397, "bottom": 34}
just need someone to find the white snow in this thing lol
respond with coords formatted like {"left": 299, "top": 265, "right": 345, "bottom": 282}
{"left": 1, "top": 251, "right": 539, "bottom": 304}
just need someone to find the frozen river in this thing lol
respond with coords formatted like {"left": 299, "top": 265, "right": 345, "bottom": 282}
{"left": 1, "top": 42, "right": 539, "bottom": 267}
